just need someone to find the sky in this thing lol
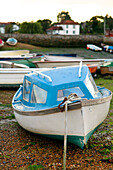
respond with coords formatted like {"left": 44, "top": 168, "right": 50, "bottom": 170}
{"left": 1, "top": 0, "right": 113, "bottom": 23}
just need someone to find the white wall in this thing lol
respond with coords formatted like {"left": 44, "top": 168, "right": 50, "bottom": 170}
{"left": 56, "top": 24, "right": 80, "bottom": 35}
{"left": 12, "top": 25, "right": 19, "bottom": 31}
{"left": 0, "top": 27, "right": 5, "bottom": 33}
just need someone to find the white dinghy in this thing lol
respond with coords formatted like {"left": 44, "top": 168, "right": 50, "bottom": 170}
{"left": 12, "top": 65, "right": 112, "bottom": 149}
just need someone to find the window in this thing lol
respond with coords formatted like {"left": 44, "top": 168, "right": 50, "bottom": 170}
{"left": 73, "top": 25, "right": 75, "bottom": 29}
{"left": 57, "top": 87, "right": 84, "bottom": 101}
{"left": 66, "top": 25, "right": 68, "bottom": 28}
{"left": 23, "top": 79, "right": 31, "bottom": 102}
{"left": 31, "top": 84, "right": 47, "bottom": 104}
{"left": 66, "top": 30, "right": 68, "bottom": 34}
{"left": 73, "top": 31, "right": 75, "bottom": 34}
{"left": 84, "top": 72, "right": 98, "bottom": 97}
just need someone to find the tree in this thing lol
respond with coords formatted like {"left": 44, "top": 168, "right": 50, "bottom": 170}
{"left": 57, "top": 11, "right": 72, "bottom": 22}
{"left": 105, "top": 14, "right": 113, "bottom": 30}
{"left": 90, "top": 16, "right": 104, "bottom": 34}
{"left": 37, "top": 19, "right": 52, "bottom": 33}
{"left": 5, "top": 24, "right": 13, "bottom": 33}
{"left": 19, "top": 21, "right": 43, "bottom": 34}
{"left": 81, "top": 16, "right": 104, "bottom": 34}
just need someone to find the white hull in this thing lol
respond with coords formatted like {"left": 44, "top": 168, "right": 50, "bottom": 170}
{"left": 14, "top": 99, "right": 110, "bottom": 142}
{"left": 33, "top": 59, "right": 106, "bottom": 69}
{"left": 87, "top": 44, "right": 102, "bottom": 51}
{"left": 0, "top": 68, "right": 52, "bottom": 86}
{"left": 44, "top": 55, "right": 82, "bottom": 61}
{"left": 0, "top": 50, "right": 29, "bottom": 56}
{"left": 0, "top": 61, "right": 29, "bottom": 68}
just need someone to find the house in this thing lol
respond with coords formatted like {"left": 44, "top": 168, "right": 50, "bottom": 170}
{"left": 0, "top": 22, "right": 19, "bottom": 33}
{"left": 0, "top": 22, "right": 10, "bottom": 33}
{"left": 12, "top": 24, "right": 20, "bottom": 32}
{"left": 105, "top": 29, "right": 113, "bottom": 37}
{"left": 47, "top": 20, "right": 80, "bottom": 35}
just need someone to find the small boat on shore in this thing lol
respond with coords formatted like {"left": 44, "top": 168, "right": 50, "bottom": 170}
{"left": 106, "top": 46, "right": 113, "bottom": 53}
{"left": 0, "top": 67, "right": 51, "bottom": 87}
{"left": 47, "top": 53, "right": 77, "bottom": 57}
{"left": 87, "top": 44, "right": 102, "bottom": 51}
{"left": 44, "top": 54, "right": 79, "bottom": 61}
{"left": 101, "top": 43, "right": 113, "bottom": 53}
{"left": 0, "top": 50, "right": 30, "bottom": 56}
{"left": 12, "top": 65, "right": 112, "bottom": 149}
{"left": 0, "top": 61, "right": 29, "bottom": 68}
{"left": 86, "top": 64, "right": 97, "bottom": 74}
{"left": 100, "top": 62, "right": 113, "bottom": 75}
{"left": 32, "top": 59, "right": 107, "bottom": 74}
{"left": 0, "top": 50, "right": 44, "bottom": 63}
{"left": 6, "top": 38, "right": 17, "bottom": 46}
{"left": 0, "top": 39, "right": 4, "bottom": 47}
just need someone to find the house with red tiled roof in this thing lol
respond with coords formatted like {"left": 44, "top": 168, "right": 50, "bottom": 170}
{"left": 0, "top": 22, "right": 19, "bottom": 33}
{"left": 47, "top": 20, "right": 80, "bottom": 35}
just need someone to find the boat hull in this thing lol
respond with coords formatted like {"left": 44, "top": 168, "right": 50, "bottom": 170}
{"left": 87, "top": 44, "right": 102, "bottom": 51}
{"left": 13, "top": 97, "right": 111, "bottom": 149}
{"left": 44, "top": 55, "right": 81, "bottom": 61}
{"left": 100, "top": 66, "right": 113, "bottom": 75}
{"left": 0, "top": 68, "right": 52, "bottom": 87}
{"left": 6, "top": 38, "right": 17, "bottom": 46}
{"left": 32, "top": 60, "right": 105, "bottom": 71}
{"left": 0, "top": 50, "right": 29, "bottom": 56}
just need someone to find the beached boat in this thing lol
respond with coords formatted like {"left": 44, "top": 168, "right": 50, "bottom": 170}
{"left": 0, "top": 50, "right": 30, "bottom": 56}
{"left": 106, "top": 46, "right": 113, "bottom": 53}
{"left": 86, "top": 64, "right": 97, "bottom": 74}
{"left": 12, "top": 65, "right": 112, "bottom": 149}
{"left": 101, "top": 43, "right": 113, "bottom": 53}
{"left": 11, "top": 55, "right": 44, "bottom": 68}
{"left": 48, "top": 53, "right": 77, "bottom": 57}
{"left": 44, "top": 54, "right": 79, "bottom": 61}
{"left": 87, "top": 44, "right": 102, "bottom": 51}
{"left": 0, "top": 61, "right": 28, "bottom": 87}
{"left": 32, "top": 59, "right": 106, "bottom": 67}
{"left": 0, "top": 67, "right": 51, "bottom": 87}
{"left": 32, "top": 59, "right": 106, "bottom": 73}
{"left": 6, "top": 37, "right": 17, "bottom": 46}
{"left": 0, "top": 61, "right": 29, "bottom": 68}
{"left": 0, "top": 51, "right": 44, "bottom": 62}
{"left": 0, "top": 39, "right": 4, "bottom": 47}
{"left": 100, "top": 62, "right": 113, "bottom": 75}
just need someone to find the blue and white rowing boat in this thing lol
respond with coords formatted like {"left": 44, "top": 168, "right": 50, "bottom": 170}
{"left": 105, "top": 45, "right": 113, "bottom": 53}
{"left": 87, "top": 44, "right": 102, "bottom": 51}
{"left": 12, "top": 65, "right": 112, "bottom": 149}
{"left": 101, "top": 43, "right": 113, "bottom": 53}
{"left": 6, "top": 37, "right": 17, "bottom": 46}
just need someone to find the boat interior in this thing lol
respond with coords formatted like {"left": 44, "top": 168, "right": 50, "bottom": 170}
{"left": 0, "top": 61, "right": 29, "bottom": 68}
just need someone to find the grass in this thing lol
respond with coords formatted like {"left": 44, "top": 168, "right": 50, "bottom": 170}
{"left": 20, "top": 142, "right": 36, "bottom": 151}
{"left": 4, "top": 114, "right": 15, "bottom": 119}
{"left": 0, "top": 114, "right": 15, "bottom": 120}
{"left": 0, "top": 104, "right": 12, "bottom": 107}
{"left": 1, "top": 43, "right": 113, "bottom": 59}
{"left": 28, "top": 164, "right": 44, "bottom": 170}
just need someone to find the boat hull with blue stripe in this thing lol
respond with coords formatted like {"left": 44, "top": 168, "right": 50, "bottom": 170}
{"left": 12, "top": 65, "right": 112, "bottom": 149}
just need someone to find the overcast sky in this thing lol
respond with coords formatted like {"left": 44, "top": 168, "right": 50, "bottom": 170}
{"left": 1, "top": 0, "right": 113, "bottom": 23}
